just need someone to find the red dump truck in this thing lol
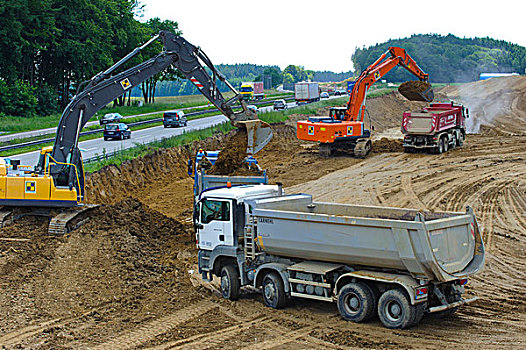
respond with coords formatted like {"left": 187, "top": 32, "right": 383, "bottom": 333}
{"left": 401, "top": 102, "right": 469, "bottom": 153}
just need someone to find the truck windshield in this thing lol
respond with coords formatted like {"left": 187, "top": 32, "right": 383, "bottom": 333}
{"left": 201, "top": 199, "right": 230, "bottom": 224}
{"left": 240, "top": 87, "right": 253, "bottom": 92}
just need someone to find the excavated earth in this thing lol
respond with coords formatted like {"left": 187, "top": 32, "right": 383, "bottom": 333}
{"left": 1, "top": 77, "right": 525, "bottom": 349}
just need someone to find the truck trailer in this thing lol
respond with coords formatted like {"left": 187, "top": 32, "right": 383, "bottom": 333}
{"left": 402, "top": 102, "right": 469, "bottom": 153}
{"left": 196, "top": 184, "right": 485, "bottom": 329}
{"left": 240, "top": 82, "right": 264, "bottom": 100}
{"left": 295, "top": 82, "right": 320, "bottom": 104}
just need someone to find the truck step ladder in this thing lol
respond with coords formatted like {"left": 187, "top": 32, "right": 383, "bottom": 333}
{"left": 244, "top": 216, "right": 258, "bottom": 260}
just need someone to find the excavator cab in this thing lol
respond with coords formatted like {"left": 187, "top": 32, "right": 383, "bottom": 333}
{"left": 329, "top": 107, "right": 347, "bottom": 121}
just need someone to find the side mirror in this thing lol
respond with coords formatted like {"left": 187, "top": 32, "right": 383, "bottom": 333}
{"left": 196, "top": 223, "right": 203, "bottom": 229}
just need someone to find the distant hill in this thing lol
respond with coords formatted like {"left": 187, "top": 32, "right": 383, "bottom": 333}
{"left": 352, "top": 34, "right": 526, "bottom": 83}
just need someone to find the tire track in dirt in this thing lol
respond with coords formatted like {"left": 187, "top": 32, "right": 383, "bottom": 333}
{"left": 91, "top": 301, "right": 216, "bottom": 350}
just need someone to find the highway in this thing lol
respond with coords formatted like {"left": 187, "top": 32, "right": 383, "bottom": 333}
{"left": 9, "top": 100, "right": 303, "bottom": 166}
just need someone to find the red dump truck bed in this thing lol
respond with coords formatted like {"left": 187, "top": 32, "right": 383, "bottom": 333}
{"left": 402, "top": 102, "right": 469, "bottom": 154}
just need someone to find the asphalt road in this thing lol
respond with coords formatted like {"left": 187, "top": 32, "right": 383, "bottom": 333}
{"left": 9, "top": 100, "right": 303, "bottom": 166}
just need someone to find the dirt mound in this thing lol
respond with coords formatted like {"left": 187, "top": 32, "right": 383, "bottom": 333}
{"left": 0, "top": 198, "right": 200, "bottom": 344}
{"left": 207, "top": 129, "right": 262, "bottom": 176}
{"left": 373, "top": 137, "right": 404, "bottom": 153}
{"left": 440, "top": 76, "right": 526, "bottom": 134}
{"left": 398, "top": 80, "right": 434, "bottom": 102}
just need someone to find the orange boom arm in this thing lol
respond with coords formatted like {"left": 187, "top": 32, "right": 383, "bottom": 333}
{"left": 346, "top": 47, "right": 429, "bottom": 122}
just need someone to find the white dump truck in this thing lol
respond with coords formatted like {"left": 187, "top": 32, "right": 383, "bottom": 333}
{"left": 196, "top": 184, "right": 485, "bottom": 329}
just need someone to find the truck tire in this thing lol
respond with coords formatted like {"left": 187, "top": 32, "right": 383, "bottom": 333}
{"left": 458, "top": 132, "right": 464, "bottom": 147}
{"left": 220, "top": 265, "right": 240, "bottom": 301}
{"left": 262, "top": 272, "right": 286, "bottom": 309}
{"left": 441, "top": 137, "right": 448, "bottom": 153}
{"left": 337, "top": 282, "right": 376, "bottom": 322}
{"left": 378, "top": 288, "right": 415, "bottom": 329}
{"left": 450, "top": 133, "right": 457, "bottom": 149}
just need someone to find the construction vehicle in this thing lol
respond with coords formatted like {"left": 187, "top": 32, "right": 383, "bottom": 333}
{"left": 297, "top": 47, "right": 434, "bottom": 157}
{"left": 402, "top": 102, "right": 469, "bottom": 153}
{"left": 195, "top": 184, "right": 485, "bottom": 329}
{"left": 240, "top": 82, "right": 264, "bottom": 100}
{"left": 0, "top": 31, "right": 272, "bottom": 233}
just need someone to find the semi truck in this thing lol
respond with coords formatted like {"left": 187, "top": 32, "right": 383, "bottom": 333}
{"left": 196, "top": 184, "right": 485, "bottom": 329}
{"left": 402, "top": 102, "right": 469, "bottom": 154}
{"left": 240, "top": 82, "right": 264, "bottom": 100}
{"left": 295, "top": 82, "right": 320, "bottom": 104}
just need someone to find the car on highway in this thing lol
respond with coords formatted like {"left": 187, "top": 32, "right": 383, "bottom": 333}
{"left": 103, "top": 123, "right": 131, "bottom": 140}
{"left": 99, "top": 113, "right": 123, "bottom": 125}
{"left": 320, "top": 92, "right": 329, "bottom": 99}
{"left": 273, "top": 99, "right": 287, "bottom": 110}
{"left": 334, "top": 89, "right": 347, "bottom": 96}
{"left": 247, "top": 105, "right": 258, "bottom": 113}
{"left": 163, "top": 110, "right": 187, "bottom": 128}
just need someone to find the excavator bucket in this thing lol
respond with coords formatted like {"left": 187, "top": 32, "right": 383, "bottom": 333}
{"left": 237, "top": 120, "right": 273, "bottom": 155}
{"left": 398, "top": 81, "right": 434, "bottom": 102}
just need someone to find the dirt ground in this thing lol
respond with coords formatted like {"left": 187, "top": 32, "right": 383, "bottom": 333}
{"left": 1, "top": 77, "right": 525, "bottom": 349}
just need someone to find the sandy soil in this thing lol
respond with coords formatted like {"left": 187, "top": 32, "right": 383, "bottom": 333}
{"left": 1, "top": 77, "right": 525, "bottom": 349}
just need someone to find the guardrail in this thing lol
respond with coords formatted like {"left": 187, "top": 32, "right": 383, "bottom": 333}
{"left": 0, "top": 96, "right": 296, "bottom": 154}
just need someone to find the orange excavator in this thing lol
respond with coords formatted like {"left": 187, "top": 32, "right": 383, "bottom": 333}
{"left": 297, "top": 47, "right": 433, "bottom": 157}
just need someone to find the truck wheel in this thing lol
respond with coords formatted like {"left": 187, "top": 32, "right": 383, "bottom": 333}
{"left": 458, "top": 133, "right": 464, "bottom": 147}
{"left": 437, "top": 138, "right": 444, "bottom": 154}
{"left": 262, "top": 272, "right": 286, "bottom": 309}
{"left": 442, "top": 137, "right": 448, "bottom": 153}
{"left": 450, "top": 134, "right": 457, "bottom": 149}
{"left": 337, "top": 282, "right": 376, "bottom": 322}
{"left": 378, "top": 288, "right": 415, "bottom": 329}
{"left": 220, "top": 265, "right": 240, "bottom": 301}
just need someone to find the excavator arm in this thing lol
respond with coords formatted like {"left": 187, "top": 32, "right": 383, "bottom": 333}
{"left": 46, "top": 31, "right": 272, "bottom": 192}
{"left": 345, "top": 47, "right": 433, "bottom": 122}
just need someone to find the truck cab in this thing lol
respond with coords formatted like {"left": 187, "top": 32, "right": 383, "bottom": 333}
{"left": 196, "top": 185, "right": 280, "bottom": 251}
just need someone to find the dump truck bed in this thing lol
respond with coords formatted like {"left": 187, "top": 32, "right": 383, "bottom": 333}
{"left": 250, "top": 194, "right": 485, "bottom": 282}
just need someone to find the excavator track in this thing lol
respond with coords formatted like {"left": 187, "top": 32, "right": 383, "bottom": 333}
{"left": 48, "top": 204, "right": 99, "bottom": 235}
{"left": 0, "top": 207, "right": 13, "bottom": 228}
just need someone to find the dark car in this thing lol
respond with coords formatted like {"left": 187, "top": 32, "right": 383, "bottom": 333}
{"left": 334, "top": 90, "right": 347, "bottom": 96}
{"left": 99, "top": 113, "right": 123, "bottom": 125}
{"left": 273, "top": 99, "right": 287, "bottom": 110}
{"left": 103, "top": 123, "right": 131, "bottom": 140}
{"left": 163, "top": 111, "right": 187, "bottom": 128}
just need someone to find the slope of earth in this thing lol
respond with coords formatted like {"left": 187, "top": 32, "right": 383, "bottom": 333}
{"left": 440, "top": 75, "right": 526, "bottom": 134}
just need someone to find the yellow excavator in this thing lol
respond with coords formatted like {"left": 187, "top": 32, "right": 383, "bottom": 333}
{"left": 0, "top": 31, "right": 272, "bottom": 233}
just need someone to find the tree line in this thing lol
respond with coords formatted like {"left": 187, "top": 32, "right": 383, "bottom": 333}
{"left": 352, "top": 34, "right": 526, "bottom": 83}
{"left": 0, "top": 0, "right": 179, "bottom": 117}
{"left": 145, "top": 64, "right": 354, "bottom": 97}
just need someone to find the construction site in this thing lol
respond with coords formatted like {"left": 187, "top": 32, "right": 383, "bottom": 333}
{"left": 1, "top": 74, "right": 525, "bottom": 349}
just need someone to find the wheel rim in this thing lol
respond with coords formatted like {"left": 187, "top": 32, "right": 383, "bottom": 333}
{"left": 343, "top": 293, "right": 361, "bottom": 315}
{"left": 384, "top": 300, "right": 403, "bottom": 322}
{"left": 221, "top": 273, "right": 229, "bottom": 296}
{"left": 264, "top": 280, "right": 276, "bottom": 302}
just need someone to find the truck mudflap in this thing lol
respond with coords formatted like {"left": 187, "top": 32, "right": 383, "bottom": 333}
{"left": 428, "top": 296, "right": 479, "bottom": 313}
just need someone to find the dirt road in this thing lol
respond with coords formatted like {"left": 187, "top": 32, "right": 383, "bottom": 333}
{"left": 1, "top": 78, "right": 525, "bottom": 349}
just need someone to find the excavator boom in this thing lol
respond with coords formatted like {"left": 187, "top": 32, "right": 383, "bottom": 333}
{"left": 297, "top": 46, "right": 432, "bottom": 158}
